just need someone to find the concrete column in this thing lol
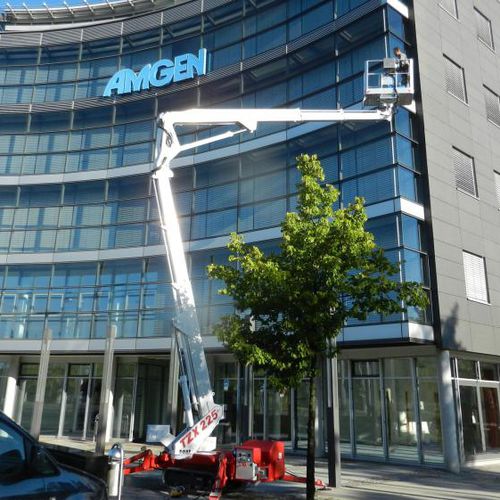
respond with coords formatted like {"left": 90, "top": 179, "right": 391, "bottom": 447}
{"left": 325, "top": 355, "right": 341, "bottom": 487}
{"left": 437, "top": 350, "right": 460, "bottom": 473}
{"left": 96, "top": 325, "right": 116, "bottom": 455}
{"left": 2, "top": 356, "right": 20, "bottom": 418}
{"left": 105, "top": 358, "right": 117, "bottom": 443}
{"left": 31, "top": 328, "right": 52, "bottom": 439}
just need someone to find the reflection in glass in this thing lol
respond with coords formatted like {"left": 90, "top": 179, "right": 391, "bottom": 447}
{"left": 353, "top": 378, "right": 383, "bottom": 457}
{"left": 63, "top": 377, "right": 88, "bottom": 437}
{"left": 133, "top": 362, "right": 167, "bottom": 441}
{"left": 385, "top": 377, "right": 418, "bottom": 461}
{"left": 480, "top": 387, "right": 500, "bottom": 451}
{"left": 113, "top": 377, "right": 135, "bottom": 439}
{"left": 294, "top": 382, "right": 308, "bottom": 449}
{"left": 15, "top": 378, "right": 37, "bottom": 430}
{"left": 417, "top": 379, "right": 443, "bottom": 463}
{"left": 460, "top": 385, "right": 482, "bottom": 457}
{"left": 0, "top": 361, "right": 8, "bottom": 410}
{"left": 213, "top": 361, "right": 239, "bottom": 445}
{"left": 86, "top": 378, "right": 101, "bottom": 440}
{"left": 339, "top": 377, "right": 351, "bottom": 455}
{"left": 267, "top": 388, "right": 290, "bottom": 441}
{"left": 480, "top": 363, "right": 498, "bottom": 381}
{"left": 252, "top": 378, "right": 265, "bottom": 440}
{"left": 41, "top": 376, "right": 64, "bottom": 435}
{"left": 457, "top": 359, "right": 476, "bottom": 379}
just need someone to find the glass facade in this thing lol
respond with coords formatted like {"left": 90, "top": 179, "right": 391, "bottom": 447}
{"left": 0, "top": 0, "right": 437, "bottom": 465}
{"left": 339, "top": 357, "right": 444, "bottom": 464}
{"left": 452, "top": 358, "right": 500, "bottom": 459}
{"left": 0, "top": 0, "right": 429, "bottom": 340}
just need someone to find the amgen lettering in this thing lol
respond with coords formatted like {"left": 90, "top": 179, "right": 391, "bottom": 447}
{"left": 103, "top": 48, "right": 207, "bottom": 97}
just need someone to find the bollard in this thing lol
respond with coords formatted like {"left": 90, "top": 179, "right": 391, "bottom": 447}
{"left": 107, "top": 443, "right": 124, "bottom": 499}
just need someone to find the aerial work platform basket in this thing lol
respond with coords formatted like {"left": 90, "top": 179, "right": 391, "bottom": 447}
{"left": 364, "top": 58, "right": 414, "bottom": 107}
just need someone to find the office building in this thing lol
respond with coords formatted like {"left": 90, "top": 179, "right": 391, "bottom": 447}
{"left": 0, "top": 0, "right": 498, "bottom": 470}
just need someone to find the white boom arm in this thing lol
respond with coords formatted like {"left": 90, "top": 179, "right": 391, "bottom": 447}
{"left": 156, "top": 106, "right": 393, "bottom": 169}
{"left": 153, "top": 106, "right": 394, "bottom": 459}
{"left": 154, "top": 58, "right": 413, "bottom": 459}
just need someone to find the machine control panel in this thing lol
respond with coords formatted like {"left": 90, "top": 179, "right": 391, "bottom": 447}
{"left": 234, "top": 448, "right": 258, "bottom": 481}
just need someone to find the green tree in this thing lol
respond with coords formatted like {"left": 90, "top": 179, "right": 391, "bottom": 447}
{"left": 207, "top": 154, "right": 427, "bottom": 499}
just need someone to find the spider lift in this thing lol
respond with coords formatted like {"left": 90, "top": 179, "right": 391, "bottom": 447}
{"left": 120, "top": 58, "right": 414, "bottom": 498}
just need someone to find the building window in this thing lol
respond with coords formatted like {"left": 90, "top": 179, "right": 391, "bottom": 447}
{"left": 475, "top": 8, "right": 494, "bottom": 50}
{"left": 463, "top": 251, "right": 489, "bottom": 304}
{"left": 439, "top": 0, "right": 458, "bottom": 18}
{"left": 484, "top": 86, "right": 500, "bottom": 126}
{"left": 495, "top": 171, "right": 500, "bottom": 208}
{"left": 452, "top": 148, "right": 477, "bottom": 197}
{"left": 444, "top": 56, "right": 467, "bottom": 102}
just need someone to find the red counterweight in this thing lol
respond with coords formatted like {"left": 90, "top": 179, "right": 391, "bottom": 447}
{"left": 237, "top": 440, "right": 285, "bottom": 482}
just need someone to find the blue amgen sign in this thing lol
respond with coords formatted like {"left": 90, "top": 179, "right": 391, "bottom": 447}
{"left": 103, "top": 48, "right": 207, "bottom": 97}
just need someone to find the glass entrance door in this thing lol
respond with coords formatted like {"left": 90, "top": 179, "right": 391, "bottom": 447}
{"left": 352, "top": 361, "right": 384, "bottom": 458}
{"left": 62, "top": 363, "right": 101, "bottom": 440}
{"left": 213, "top": 360, "right": 239, "bottom": 445}
{"left": 133, "top": 361, "right": 168, "bottom": 441}
{"left": 63, "top": 376, "right": 89, "bottom": 437}
{"left": 480, "top": 386, "right": 500, "bottom": 451}
{"left": 459, "top": 385, "right": 482, "bottom": 457}
{"left": 459, "top": 382, "right": 500, "bottom": 457}
{"left": 251, "top": 374, "right": 291, "bottom": 442}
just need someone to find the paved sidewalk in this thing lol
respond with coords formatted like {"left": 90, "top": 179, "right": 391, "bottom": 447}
{"left": 121, "top": 455, "right": 500, "bottom": 499}
{"left": 39, "top": 437, "right": 500, "bottom": 499}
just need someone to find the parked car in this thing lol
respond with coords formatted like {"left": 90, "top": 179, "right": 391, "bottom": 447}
{"left": 0, "top": 411, "right": 107, "bottom": 499}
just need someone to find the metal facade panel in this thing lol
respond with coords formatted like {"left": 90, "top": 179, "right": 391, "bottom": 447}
{"left": 41, "top": 29, "right": 82, "bottom": 46}
{"left": 0, "top": 32, "right": 42, "bottom": 47}
{"left": 83, "top": 22, "right": 122, "bottom": 42}
{"left": 122, "top": 12, "right": 162, "bottom": 35}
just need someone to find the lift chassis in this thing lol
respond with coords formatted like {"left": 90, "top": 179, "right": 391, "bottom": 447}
{"left": 122, "top": 59, "right": 413, "bottom": 498}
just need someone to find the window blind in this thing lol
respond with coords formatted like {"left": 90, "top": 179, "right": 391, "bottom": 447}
{"left": 475, "top": 8, "right": 494, "bottom": 49}
{"left": 495, "top": 171, "right": 500, "bottom": 208}
{"left": 439, "top": 0, "right": 458, "bottom": 18}
{"left": 453, "top": 148, "right": 477, "bottom": 196}
{"left": 463, "top": 251, "right": 489, "bottom": 303}
{"left": 444, "top": 56, "right": 467, "bottom": 102}
{"left": 484, "top": 86, "right": 500, "bottom": 126}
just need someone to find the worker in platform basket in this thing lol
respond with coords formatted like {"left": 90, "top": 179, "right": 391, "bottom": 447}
{"left": 393, "top": 46, "right": 409, "bottom": 86}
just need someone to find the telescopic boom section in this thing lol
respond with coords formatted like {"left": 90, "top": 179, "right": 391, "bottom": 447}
{"left": 152, "top": 60, "right": 412, "bottom": 459}
{"left": 153, "top": 106, "right": 394, "bottom": 459}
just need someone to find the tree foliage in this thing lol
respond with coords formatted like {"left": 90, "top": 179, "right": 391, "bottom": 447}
{"left": 208, "top": 154, "right": 427, "bottom": 389}
{"left": 208, "top": 153, "right": 428, "bottom": 499}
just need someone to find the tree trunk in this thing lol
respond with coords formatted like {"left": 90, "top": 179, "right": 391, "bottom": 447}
{"left": 306, "top": 359, "right": 317, "bottom": 500}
